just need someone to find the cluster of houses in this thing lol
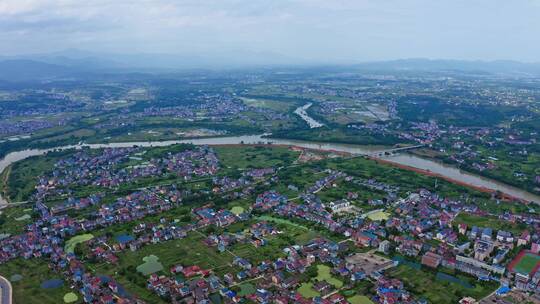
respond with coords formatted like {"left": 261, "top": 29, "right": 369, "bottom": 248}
{"left": 140, "top": 93, "right": 247, "bottom": 121}
{"left": 34, "top": 147, "right": 139, "bottom": 201}
{"left": 193, "top": 206, "right": 245, "bottom": 228}
{"left": 380, "top": 190, "right": 540, "bottom": 296}
{"left": 0, "top": 211, "right": 142, "bottom": 303}
{"left": 305, "top": 170, "right": 347, "bottom": 194}
{"left": 34, "top": 146, "right": 220, "bottom": 215}
{"left": 0, "top": 119, "right": 65, "bottom": 137}
{"left": 3, "top": 136, "right": 540, "bottom": 303}
{"left": 147, "top": 268, "right": 217, "bottom": 303}
{"left": 204, "top": 221, "right": 279, "bottom": 252}
{"left": 143, "top": 235, "right": 417, "bottom": 304}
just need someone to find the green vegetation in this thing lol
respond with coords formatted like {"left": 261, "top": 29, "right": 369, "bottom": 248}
{"left": 366, "top": 210, "right": 390, "bottom": 221}
{"left": 230, "top": 206, "right": 245, "bottom": 215}
{"left": 323, "top": 157, "right": 493, "bottom": 202}
{"left": 136, "top": 255, "right": 164, "bottom": 276}
{"left": 296, "top": 264, "right": 344, "bottom": 298}
{"left": 348, "top": 295, "right": 375, "bottom": 304}
{"left": 256, "top": 215, "right": 309, "bottom": 230}
{"left": 63, "top": 292, "right": 79, "bottom": 303}
{"left": 65, "top": 234, "right": 94, "bottom": 254}
{"left": 3, "top": 154, "right": 59, "bottom": 201}
{"left": 315, "top": 264, "right": 343, "bottom": 288}
{"left": 0, "top": 142, "right": 534, "bottom": 303}
{"left": 86, "top": 233, "right": 236, "bottom": 303}
{"left": 214, "top": 145, "right": 299, "bottom": 170}
{"left": 298, "top": 282, "right": 320, "bottom": 298}
{"left": 386, "top": 264, "right": 498, "bottom": 304}
{"left": 396, "top": 96, "right": 525, "bottom": 127}
{"left": 513, "top": 253, "right": 540, "bottom": 275}
{"left": 0, "top": 205, "right": 35, "bottom": 235}
{"left": 229, "top": 218, "right": 319, "bottom": 264}
{"left": 240, "top": 97, "right": 296, "bottom": 112}
{"left": 453, "top": 213, "right": 527, "bottom": 235}
{"left": 271, "top": 127, "right": 404, "bottom": 146}
{"left": 237, "top": 283, "right": 256, "bottom": 296}
{"left": 0, "top": 259, "right": 75, "bottom": 304}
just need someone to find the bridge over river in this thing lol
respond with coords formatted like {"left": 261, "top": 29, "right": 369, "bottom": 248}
{"left": 0, "top": 135, "right": 538, "bottom": 206}
{"left": 366, "top": 144, "right": 425, "bottom": 157}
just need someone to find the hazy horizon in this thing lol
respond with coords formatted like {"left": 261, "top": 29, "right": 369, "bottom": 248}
{"left": 1, "top": 0, "right": 540, "bottom": 64}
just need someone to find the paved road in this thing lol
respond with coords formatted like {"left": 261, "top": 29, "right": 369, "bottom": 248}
{"left": 0, "top": 275, "right": 12, "bottom": 304}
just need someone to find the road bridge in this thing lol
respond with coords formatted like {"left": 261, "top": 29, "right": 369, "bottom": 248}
{"left": 367, "top": 144, "right": 425, "bottom": 157}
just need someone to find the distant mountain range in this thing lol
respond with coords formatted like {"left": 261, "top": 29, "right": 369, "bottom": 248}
{"left": 1, "top": 50, "right": 539, "bottom": 81}
{"left": 354, "top": 58, "right": 540, "bottom": 75}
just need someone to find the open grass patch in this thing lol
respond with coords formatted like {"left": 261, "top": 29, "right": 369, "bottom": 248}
{"left": 386, "top": 264, "right": 498, "bottom": 304}
{"left": 298, "top": 282, "right": 320, "bottom": 298}
{"left": 453, "top": 213, "right": 526, "bottom": 235}
{"left": 238, "top": 283, "right": 256, "bottom": 296}
{"left": 215, "top": 146, "right": 299, "bottom": 170}
{"left": 136, "top": 255, "right": 164, "bottom": 276}
{"left": 65, "top": 233, "right": 94, "bottom": 254}
{"left": 366, "top": 210, "right": 390, "bottom": 221}
{"left": 0, "top": 258, "right": 74, "bottom": 304}
{"left": 63, "top": 292, "right": 79, "bottom": 303}
{"left": 89, "top": 232, "right": 238, "bottom": 303}
{"left": 256, "top": 215, "right": 308, "bottom": 230}
{"left": 315, "top": 264, "right": 343, "bottom": 288}
{"left": 348, "top": 295, "right": 375, "bottom": 304}
{"left": 230, "top": 206, "right": 245, "bottom": 215}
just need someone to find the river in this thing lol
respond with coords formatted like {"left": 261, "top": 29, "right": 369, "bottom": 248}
{"left": 294, "top": 103, "right": 324, "bottom": 128}
{"left": 1, "top": 134, "right": 539, "bottom": 206}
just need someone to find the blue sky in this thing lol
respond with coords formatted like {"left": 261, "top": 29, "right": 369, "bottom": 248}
{"left": 1, "top": 0, "right": 539, "bottom": 62}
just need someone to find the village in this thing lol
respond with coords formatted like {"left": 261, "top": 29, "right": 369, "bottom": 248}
{"left": 0, "top": 143, "right": 539, "bottom": 304}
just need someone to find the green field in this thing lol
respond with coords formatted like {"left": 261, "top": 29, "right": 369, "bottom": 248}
{"left": 366, "top": 210, "right": 390, "bottom": 221}
{"left": 0, "top": 205, "right": 35, "bottom": 235}
{"left": 386, "top": 264, "right": 498, "bottom": 303}
{"left": 63, "top": 292, "right": 79, "bottom": 303}
{"left": 90, "top": 232, "right": 237, "bottom": 303}
{"left": 214, "top": 145, "right": 299, "bottom": 170}
{"left": 256, "top": 215, "right": 309, "bottom": 230}
{"left": 136, "top": 255, "right": 164, "bottom": 275}
{"left": 513, "top": 253, "right": 540, "bottom": 275}
{"left": 0, "top": 259, "right": 76, "bottom": 304}
{"left": 298, "top": 282, "right": 320, "bottom": 298}
{"left": 315, "top": 264, "right": 343, "bottom": 288}
{"left": 314, "top": 178, "right": 386, "bottom": 206}
{"left": 65, "top": 233, "right": 94, "bottom": 254}
{"left": 240, "top": 97, "right": 295, "bottom": 112}
{"left": 453, "top": 213, "right": 526, "bottom": 235}
{"left": 237, "top": 283, "right": 256, "bottom": 296}
{"left": 229, "top": 217, "right": 319, "bottom": 263}
{"left": 296, "top": 264, "right": 343, "bottom": 299}
{"left": 2, "top": 155, "right": 57, "bottom": 201}
{"left": 230, "top": 206, "right": 245, "bottom": 215}
{"left": 348, "top": 295, "right": 375, "bottom": 304}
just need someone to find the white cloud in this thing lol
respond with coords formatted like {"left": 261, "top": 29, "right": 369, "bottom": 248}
{"left": 0, "top": 0, "right": 539, "bottom": 61}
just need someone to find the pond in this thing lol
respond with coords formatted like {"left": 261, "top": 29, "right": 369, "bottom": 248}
{"left": 435, "top": 272, "right": 473, "bottom": 289}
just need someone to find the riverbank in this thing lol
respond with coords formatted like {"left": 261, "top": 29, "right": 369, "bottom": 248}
{"left": 371, "top": 157, "right": 530, "bottom": 204}
{"left": 1, "top": 134, "right": 539, "bottom": 206}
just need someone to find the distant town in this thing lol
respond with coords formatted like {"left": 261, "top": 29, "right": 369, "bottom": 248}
{"left": 0, "top": 65, "right": 540, "bottom": 304}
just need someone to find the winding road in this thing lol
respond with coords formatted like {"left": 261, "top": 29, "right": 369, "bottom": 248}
{"left": 0, "top": 275, "right": 12, "bottom": 304}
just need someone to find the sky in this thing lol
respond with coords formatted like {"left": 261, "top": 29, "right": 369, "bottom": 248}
{"left": 1, "top": 0, "right": 540, "bottom": 63}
